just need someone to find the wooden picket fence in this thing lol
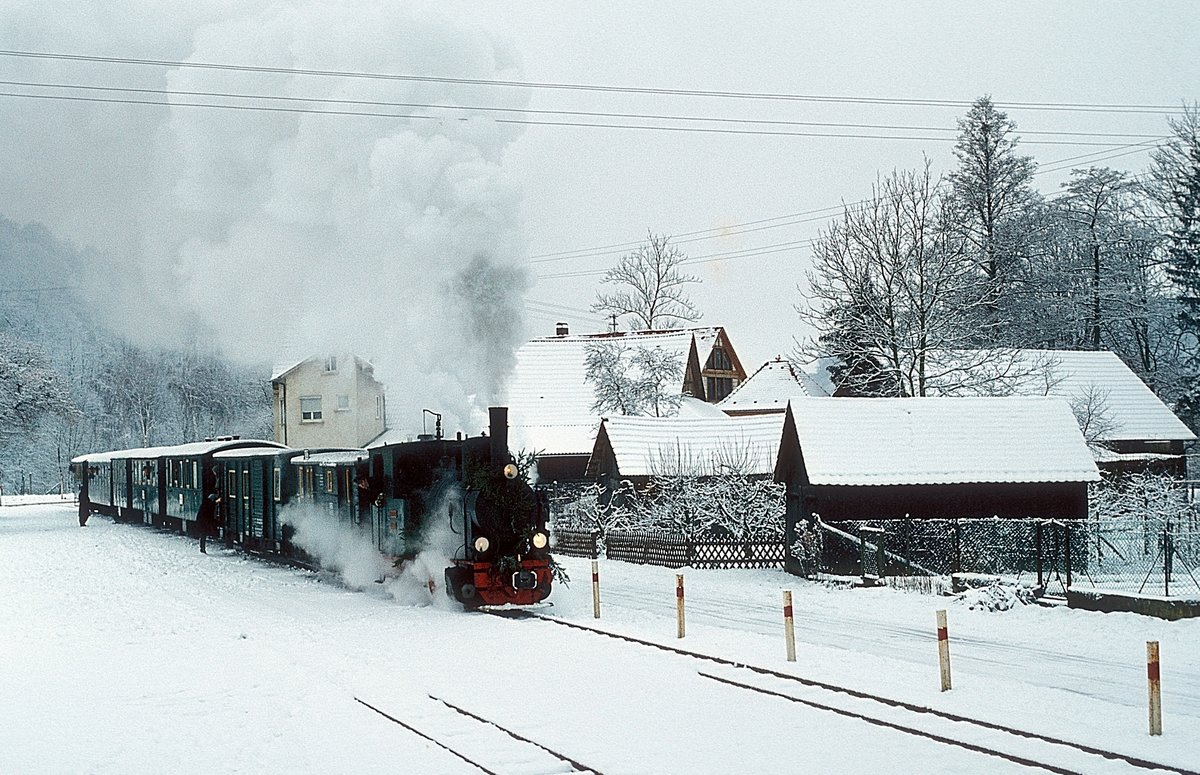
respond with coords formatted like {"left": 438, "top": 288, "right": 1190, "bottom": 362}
{"left": 552, "top": 527, "right": 785, "bottom": 570}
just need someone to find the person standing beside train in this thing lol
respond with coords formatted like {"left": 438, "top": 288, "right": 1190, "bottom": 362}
{"left": 196, "top": 492, "right": 221, "bottom": 554}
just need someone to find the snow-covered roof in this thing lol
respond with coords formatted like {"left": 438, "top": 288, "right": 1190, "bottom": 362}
{"left": 291, "top": 450, "right": 368, "bottom": 467}
{"left": 211, "top": 446, "right": 296, "bottom": 460}
{"left": 591, "top": 413, "right": 785, "bottom": 477}
{"left": 719, "top": 357, "right": 828, "bottom": 414}
{"left": 1088, "top": 446, "right": 1181, "bottom": 464}
{"left": 784, "top": 396, "right": 1100, "bottom": 486}
{"left": 71, "top": 439, "right": 285, "bottom": 464}
{"left": 1004, "top": 350, "right": 1196, "bottom": 443}
{"left": 270, "top": 353, "right": 376, "bottom": 382}
{"left": 503, "top": 328, "right": 724, "bottom": 456}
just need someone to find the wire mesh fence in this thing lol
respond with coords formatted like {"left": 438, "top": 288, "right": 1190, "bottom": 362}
{"left": 815, "top": 516, "right": 1200, "bottom": 598}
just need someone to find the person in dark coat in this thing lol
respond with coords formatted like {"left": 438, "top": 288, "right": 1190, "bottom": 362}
{"left": 197, "top": 492, "right": 221, "bottom": 554}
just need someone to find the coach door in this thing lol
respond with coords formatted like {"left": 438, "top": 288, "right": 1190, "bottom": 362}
{"left": 248, "top": 466, "right": 262, "bottom": 539}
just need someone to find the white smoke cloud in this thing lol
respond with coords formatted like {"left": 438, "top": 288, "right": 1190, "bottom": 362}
{"left": 0, "top": 1, "right": 532, "bottom": 433}
{"left": 280, "top": 478, "right": 468, "bottom": 609}
{"left": 281, "top": 502, "right": 392, "bottom": 590}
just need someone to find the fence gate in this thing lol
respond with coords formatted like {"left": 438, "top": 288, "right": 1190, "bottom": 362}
{"left": 1035, "top": 520, "right": 1074, "bottom": 597}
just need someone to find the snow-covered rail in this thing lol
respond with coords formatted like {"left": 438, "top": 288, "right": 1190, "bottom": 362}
{"left": 519, "top": 613, "right": 1198, "bottom": 775}
{"left": 355, "top": 695, "right": 602, "bottom": 775}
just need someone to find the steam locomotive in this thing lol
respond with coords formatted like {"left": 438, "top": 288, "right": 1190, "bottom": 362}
{"left": 71, "top": 406, "right": 553, "bottom": 608}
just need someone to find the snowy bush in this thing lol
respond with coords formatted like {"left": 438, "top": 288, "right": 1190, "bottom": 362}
{"left": 957, "top": 581, "right": 1037, "bottom": 612}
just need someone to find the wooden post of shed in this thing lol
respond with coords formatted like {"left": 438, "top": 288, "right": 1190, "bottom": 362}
{"left": 676, "top": 574, "right": 685, "bottom": 639}
{"left": 936, "top": 609, "right": 952, "bottom": 692}
{"left": 1148, "top": 641, "right": 1162, "bottom": 736}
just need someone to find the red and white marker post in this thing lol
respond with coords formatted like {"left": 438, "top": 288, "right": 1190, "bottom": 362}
{"left": 591, "top": 560, "right": 601, "bottom": 619}
{"left": 1148, "top": 641, "right": 1162, "bottom": 736}
{"left": 676, "top": 574, "right": 686, "bottom": 639}
{"left": 936, "top": 609, "right": 952, "bottom": 692}
{"left": 783, "top": 590, "right": 796, "bottom": 662}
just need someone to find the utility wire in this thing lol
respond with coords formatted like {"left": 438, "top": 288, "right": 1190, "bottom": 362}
{"left": 0, "top": 78, "right": 1169, "bottom": 140}
{"left": 0, "top": 87, "right": 1155, "bottom": 145}
{"left": 530, "top": 138, "right": 1165, "bottom": 273}
{"left": 0, "top": 49, "right": 1189, "bottom": 114}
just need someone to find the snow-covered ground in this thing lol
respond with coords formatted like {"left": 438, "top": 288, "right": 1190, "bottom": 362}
{"left": 3, "top": 501, "right": 1198, "bottom": 774}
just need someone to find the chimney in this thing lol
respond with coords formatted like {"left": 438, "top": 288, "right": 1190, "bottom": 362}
{"left": 555, "top": 321, "right": 569, "bottom": 337}
{"left": 488, "top": 406, "right": 508, "bottom": 465}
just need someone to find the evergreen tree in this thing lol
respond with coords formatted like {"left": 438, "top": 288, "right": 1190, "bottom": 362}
{"left": 947, "top": 96, "right": 1038, "bottom": 342}
{"left": 1151, "top": 104, "right": 1200, "bottom": 425}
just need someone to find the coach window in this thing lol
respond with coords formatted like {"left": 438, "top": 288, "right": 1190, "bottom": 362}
{"left": 325, "top": 470, "right": 335, "bottom": 494}
{"left": 300, "top": 396, "right": 323, "bottom": 422}
{"left": 273, "top": 466, "right": 281, "bottom": 502}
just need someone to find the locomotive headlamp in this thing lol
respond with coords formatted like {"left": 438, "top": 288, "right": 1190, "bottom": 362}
{"left": 503, "top": 463, "right": 519, "bottom": 480}
{"left": 473, "top": 536, "right": 490, "bottom": 553}
{"left": 530, "top": 530, "right": 549, "bottom": 550}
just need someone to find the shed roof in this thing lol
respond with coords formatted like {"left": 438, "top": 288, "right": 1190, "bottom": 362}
{"left": 503, "top": 327, "right": 726, "bottom": 456}
{"left": 718, "top": 357, "right": 828, "bottom": 414}
{"left": 780, "top": 397, "right": 1100, "bottom": 486}
{"left": 590, "top": 413, "right": 785, "bottom": 477}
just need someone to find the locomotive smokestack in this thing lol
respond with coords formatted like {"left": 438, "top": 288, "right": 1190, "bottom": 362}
{"left": 555, "top": 321, "right": 569, "bottom": 336}
{"left": 488, "top": 406, "right": 508, "bottom": 464}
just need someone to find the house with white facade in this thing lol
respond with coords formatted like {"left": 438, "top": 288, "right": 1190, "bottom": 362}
{"left": 270, "top": 353, "right": 386, "bottom": 449}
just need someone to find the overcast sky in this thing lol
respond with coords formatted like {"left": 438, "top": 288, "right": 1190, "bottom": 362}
{"left": 2, "top": 1, "right": 1198, "bottom": 389}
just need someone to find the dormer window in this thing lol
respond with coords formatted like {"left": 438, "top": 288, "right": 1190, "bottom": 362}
{"left": 324, "top": 355, "right": 338, "bottom": 373}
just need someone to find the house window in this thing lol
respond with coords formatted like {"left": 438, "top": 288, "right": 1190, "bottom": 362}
{"left": 279, "top": 400, "right": 286, "bottom": 425}
{"left": 337, "top": 394, "right": 350, "bottom": 411}
{"left": 375, "top": 395, "right": 383, "bottom": 420}
{"left": 707, "top": 376, "right": 733, "bottom": 402}
{"left": 708, "top": 347, "right": 732, "bottom": 371}
{"left": 324, "top": 355, "right": 337, "bottom": 373}
{"left": 300, "top": 396, "right": 323, "bottom": 422}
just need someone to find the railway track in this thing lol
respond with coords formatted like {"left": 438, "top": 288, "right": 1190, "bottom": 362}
{"left": 355, "top": 694, "right": 601, "bottom": 775}
{"left": 511, "top": 612, "right": 1196, "bottom": 775}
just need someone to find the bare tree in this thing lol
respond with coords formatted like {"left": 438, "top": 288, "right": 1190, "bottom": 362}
{"left": 0, "top": 333, "right": 77, "bottom": 443}
{"left": 1069, "top": 384, "right": 1121, "bottom": 445}
{"left": 593, "top": 231, "right": 701, "bottom": 330}
{"left": 584, "top": 342, "right": 683, "bottom": 417}
{"left": 799, "top": 164, "right": 1002, "bottom": 396}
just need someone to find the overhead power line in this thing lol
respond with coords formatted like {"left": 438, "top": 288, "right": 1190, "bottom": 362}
{"left": 0, "top": 78, "right": 1168, "bottom": 142}
{"left": 0, "top": 87, "right": 1157, "bottom": 145}
{"left": 530, "top": 138, "right": 1165, "bottom": 282}
{"left": 0, "top": 49, "right": 1189, "bottom": 114}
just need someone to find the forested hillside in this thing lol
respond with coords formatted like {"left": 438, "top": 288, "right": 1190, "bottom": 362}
{"left": 0, "top": 218, "right": 271, "bottom": 494}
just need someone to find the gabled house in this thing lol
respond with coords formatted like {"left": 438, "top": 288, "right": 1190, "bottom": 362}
{"left": 586, "top": 413, "right": 785, "bottom": 484}
{"left": 718, "top": 357, "right": 828, "bottom": 416}
{"left": 804, "top": 349, "right": 1196, "bottom": 475}
{"left": 503, "top": 325, "right": 746, "bottom": 481}
{"left": 271, "top": 353, "right": 386, "bottom": 449}
{"left": 774, "top": 396, "right": 1100, "bottom": 532}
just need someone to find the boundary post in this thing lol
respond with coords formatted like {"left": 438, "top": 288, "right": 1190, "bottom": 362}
{"left": 937, "top": 609, "right": 952, "bottom": 691}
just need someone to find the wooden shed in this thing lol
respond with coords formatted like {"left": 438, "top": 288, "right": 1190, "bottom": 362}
{"left": 774, "top": 397, "right": 1101, "bottom": 534}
